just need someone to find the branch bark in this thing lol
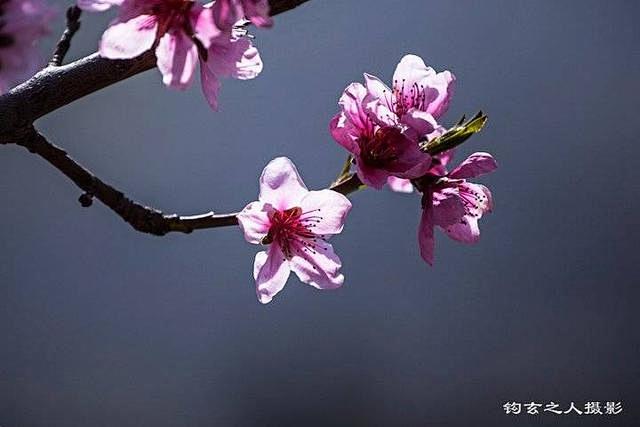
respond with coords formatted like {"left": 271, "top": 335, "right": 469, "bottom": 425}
{"left": 0, "top": 0, "right": 312, "bottom": 136}
{"left": 5, "top": 128, "right": 361, "bottom": 236}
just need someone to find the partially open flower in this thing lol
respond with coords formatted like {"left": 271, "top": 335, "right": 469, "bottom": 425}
{"left": 237, "top": 157, "right": 352, "bottom": 304}
{"left": 416, "top": 152, "right": 497, "bottom": 265}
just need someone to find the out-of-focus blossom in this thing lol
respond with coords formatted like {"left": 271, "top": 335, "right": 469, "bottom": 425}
{"left": 416, "top": 152, "right": 497, "bottom": 265}
{"left": 212, "top": 0, "right": 272, "bottom": 29}
{"left": 0, "top": 0, "right": 55, "bottom": 93}
{"left": 93, "top": 0, "right": 263, "bottom": 110}
{"left": 237, "top": 157, "right": 352, "bottom": 304}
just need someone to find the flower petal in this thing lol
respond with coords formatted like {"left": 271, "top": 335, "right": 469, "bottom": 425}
{"left": 253, "top": 247, "right": 291, "bottom": 304}
{"left": 387, "top": 177, "right": 414, "bottom": 193}
{"left": 401, "top": 109, "right": 438, "bottom": 139}
{"left": 364, "top": 72, "right": 393, "bottom": 110}
{"left": 242, "top": 0, "right": 273, "bottom": 28}
{"left": 449, "top": 152, "right": 498, "bottom": 179}
{"left": 393, "top": 54, "right": 455, "bottom": 119}
{"left": 99, "top": 14, "right": 158, "bottom": 59}
{"left": 156, "top": 31, "right": 198, "bottom": 90}
{"left": 298, "top": 190, "right": 352, "bottom": 236}
{"left": 418, "top": 202, "right": 435, "bottom": 265}
{"left": 205, "top": 33, "right": 263, "bottom": 80}
{"left": 356, "top": 160, "right": 391, "bottom": 189}
{"left": 258, "top": 157, "right": 308, "bottom": 210}
{"left": 443, "top": 216, "right": 480, "bottom": 244}
{"left": 237, "top": 201, "right": 273, "bottom": 244}
{"left": 329, "top": 112, "right": 360, "bottom": 154}
{"left": 338, "top": 82, "right": 373, "bottom": 134}
{"left": 200, "top": 60, "right": 222, "bottom": 110}
{"left": 431, "top": 185, "right": 466, "bottom": 227}
{"left": 289, "top": 241, "right": 344, "bottom": 290}
{"left": 191, "top": 7, "right": 221, "bottom": 48}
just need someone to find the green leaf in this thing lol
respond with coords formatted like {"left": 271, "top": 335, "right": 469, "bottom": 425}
{"left": 420, "top": 111, "right": 488, "bottom": 155}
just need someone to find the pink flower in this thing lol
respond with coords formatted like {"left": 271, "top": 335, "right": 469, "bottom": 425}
{"left": 212, "top": 0, "right": 272, "bottom": 29}
{"left": 97, "top": 0, "right": 262, "bottom": 110}
{"left": 329, "top": 82, "right": 433, "bottom": 189}
{"left": 0, "top": 0, "right": 55, "bottom": 93}
{"left": 365, "top": 54, "right": 455, "bottom": 124}
{"left": 237, "top": 157, "right": 352, "bottom": 304}
{"left": 416, "top": 152, "right": 497, "bottom": 265}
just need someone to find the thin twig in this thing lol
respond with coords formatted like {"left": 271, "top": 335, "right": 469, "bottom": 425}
{"left": 49, "top": 5, "right": 82, "bottom": 67}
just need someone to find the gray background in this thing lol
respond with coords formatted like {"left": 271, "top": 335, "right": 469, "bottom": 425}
{"left": 1, "top": 0, "right": 639, "bottom": 426}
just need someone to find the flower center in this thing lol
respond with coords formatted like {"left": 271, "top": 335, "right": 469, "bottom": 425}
{"left": 0, "top": 33, "right": 14, "bottom": 49}
{"left": 392, "top": 78, "right": 426, "bottom": 117}
{"left": 262, "top": 206, "right": 324, "bottom": 259}
{"left": 359, "top": 126, "right": 402, "bottom": 168}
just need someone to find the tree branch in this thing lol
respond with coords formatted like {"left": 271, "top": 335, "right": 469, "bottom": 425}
{"left": 49, "top": 5, "right": 82, "bottom": 67}
{"left": 0, "top": 0, "right": 312, "bottom": 136}
{"left": 4, "top": 128, "right": 361, "bottom": 236}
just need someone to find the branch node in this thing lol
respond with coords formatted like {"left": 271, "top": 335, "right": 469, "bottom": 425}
{"left": 78, "top": 192, "right": 93, "bottom": 207}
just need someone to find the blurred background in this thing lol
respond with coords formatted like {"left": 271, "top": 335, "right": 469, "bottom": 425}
{"left": 1, "top": 0, "right": 639, "bottom": 426}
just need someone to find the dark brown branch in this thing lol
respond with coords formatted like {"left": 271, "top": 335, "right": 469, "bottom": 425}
{"left": 5, "top": 128, "right": 361, "bottom": 235}
{"left": 7, "top": 129, "right": 239, "bottom": 235}
{"left": 49, "top": 5, "right": 82, "bottom": 67}
{"left": 0, "top": 0, "right": 312, "bottom": 136}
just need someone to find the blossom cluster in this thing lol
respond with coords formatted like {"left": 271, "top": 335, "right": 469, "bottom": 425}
{"left": 235, "top": 55, "right": 496, "bottom": 303}
{"left": 79, "top": 0, "right": 270, "bottom": 110}
{"left": 330, "top": 54, "right": 497, "bottom": 265}
{"left": 0, "top": 0, "right": 55, "bottom": 93}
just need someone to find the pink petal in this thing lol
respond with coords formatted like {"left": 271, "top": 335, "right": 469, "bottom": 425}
{"left": 237, "top": 201, "right": 273, "bottom": 244}
{"left": 356, "top": 160, "right": 391, "bottom": 189}
{"left": 425, "top": 69, "right": 455, "bottom": 119}
{"left": 253, "top": 247, "right": 291, "bottom": 304}
{"left": 418, "top": 204, "right": 435, "bottom": 265}
{"left": 364, "top": 73, "right": 393, "bottom": 110}
{"left": 401, "top": 109, "right": 438, "bottom": 139}
{"left": 258, "top": 157, "right": 308, "bottom": 210}
{"left": 443, "top": 216, "right": 481, "bottom": 244}
{"left": 203, "top": 34, "right": 262, "bottom": 81}
{"left": 387, "top": 177, "right": 414, "bottom": 193}
{"left": 156, "top": 31, "right": 198, "bottom": 90}
{"left": 200, "top": 60, "right": 222, "bottom": 111}
{"left": 393, "top": 54, "right": 455, "bottom": 119}
{"left": 329, "top": 112, "right": 360, "bottom": 154}
{"left": 230, "top": 37, "right": 263, "bottom": 80}
{"left": 431, "top": 186, "right": 466, "bottom": 227}
{"left": 289, "top": 241, "right": 344, "bottom": 290}
{"left": 449, "top": 152, "right": 498, "bottom": 179}
{"left": 242, "top": 0, "right": 273, "bottom": 28}
{"left": 191, "top": 7, "right": 221, "bottom": 48}
{"left": 459, "top": 182, "right": 493, "bottom": 216}
{"left": 99, "top": 14, "right": 158, "bottom": 59}
{"left": 298, "top": 190, "right": 352, "bottom": 236}
{"left": 338, "top": 83, "right": 373, "bottom": 133}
